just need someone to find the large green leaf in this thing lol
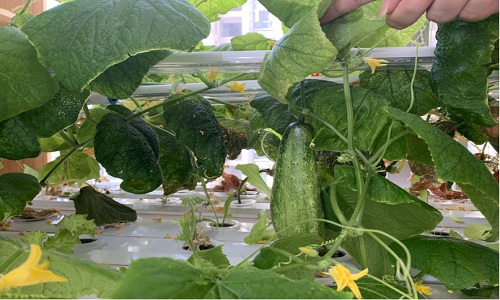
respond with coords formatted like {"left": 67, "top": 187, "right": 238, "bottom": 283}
{"left": 111, "top": 257, "right": 352, "bottom": 298}
{"left": 38, "top": 151, "right": 100, "bottom": 184}
{"left": 187, "top": 0, "right": 246, "bottom": 22}
{"left": 291, "top": 80, "right": 401, "bottom": 154}
{"left": 258, "top": 0, "right": 325, "bottom": 28}
{"left": 39, "top": 135, "right": 71, "bottom": 152}
{"left": 0, "top": 236, "right": 121, "bottom": 298}
{"left": 187, "top": 245, "right": 230, "bottom": 268}
{"left": 359, "top": 70, "right": 439, "bottom": 116}
{"left": 153, "top": 127, "right": 198, "bottom": 196}
{"left": 0, "top": 27, "right": 58, "bottom": 123}
{"left": 94, "top": 105, "right": 162, "bottom": 193}
{"left": 342, "top": 235, "right": 394, "bottom": 278}
{"left": 0, "top": 173, "right": 41, "bottom": 221}
{"left": 163, "top": 96, "right": 226, "bottom": 179}
{"left": 392, "top": 235, "right": 499, "bottom": 290}
{"left": 231, "top": 33, "right": 274, "bottom": 50}
{"left": 386, "top": 107, "right": 499, "bottom": 240}
{"left": 19, "top": 87, "right": 90, "bottom": 138}
{"left": 21, "top": 0, "right": 210, "bottom": 92}
{"left": 253, "top": 233, "right": 322, "bottom": 280}
{"left": 430, "top": 15, "right": 499, "bottom": 127}
{"left": 250, "top": 93, "right": 297, "bottom": 134}
{"left": 333, "top": 165, "right": 442, "bottom": 238}
{"left": 88, "top": 50, "right": 171, "bottom": 99}
{"left": 0, "top": 116, "right": 41, "bottom": 160}
{"left": 72, "top": 186, "right": 137, "bottom": 226}
{"left": 258, "top": 9, "right": 337, "bottom": 103}
{"left": 322, "top": 3, "right": 425, "bottom": 58}
{"left": 329, "top": 166, "right": 442, "bottom": 276}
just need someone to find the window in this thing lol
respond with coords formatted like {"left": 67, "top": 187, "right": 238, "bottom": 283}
{"left": 221, "top": 22, "right": 242, "bottom": 37}
{"left": 254, "top": 10, "right": 272, "bottom": 30}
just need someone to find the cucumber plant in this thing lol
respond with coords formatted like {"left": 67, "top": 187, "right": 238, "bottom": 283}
{"left": 0, "top": 0, "right": 498, "bottom": 299}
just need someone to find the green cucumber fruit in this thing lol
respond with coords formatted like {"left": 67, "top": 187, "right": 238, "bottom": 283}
{"left": 271, "top": 121, "right": 324, "bottom": 238}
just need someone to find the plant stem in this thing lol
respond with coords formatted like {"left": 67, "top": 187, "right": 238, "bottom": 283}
{"left": 322, "top": 188, "right": 348, "bottom": 225}
{"left": 58, "top": 131, "right": 79, "bottom": 148}
{"left": 39, "top": 138, "right": 92, "bottom": 185}
{"left": 83, "top": 104, "right": 97, "bottom": 125}
{"left": 341, "top": 62, "right": 367, "bottom": 228}
{"left": 200, "top": 178, "right": 219, "bottom": 226}
{"left": 18, "top": 0, "right": 32, "bottom": 14}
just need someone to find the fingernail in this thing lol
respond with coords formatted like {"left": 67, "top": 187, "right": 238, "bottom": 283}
{"left": 378, "top": 0, "right": 391, "bottom": 19}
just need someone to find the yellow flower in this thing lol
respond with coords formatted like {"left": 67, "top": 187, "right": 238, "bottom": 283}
{"left": 328, "top": 264, "right": 368, "bottom": 300}
{"left": 153, "top": 217, "right": 163, "bottom": 222}
{"left": 363, "top": 57, "right": 389, "bottom": 74}
{"left": 207, "top": 68, "right": 219, "bottom": 81}
{"left": 298, "top": 246, "right": 318, "bottom": 257}
{"left": 0, "top": 244, "right": 67, "bottom": 291}
{"left": 227, "top": 81, "right": 246, "bottom": 94}
{"left": 415, "top": 282, "right": 432, "bottom": 295}
{"left": 267, "top": 40, "right": 276, "bottom": 46}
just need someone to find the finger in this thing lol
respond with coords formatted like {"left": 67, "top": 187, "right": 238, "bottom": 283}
{"left": 459, "top": 0, "right": 499, "bottom": 22}
{"left": 320, "top": 0, "right": 375, "bottom": 24}
{"left": 426, "top": 0, "right": 468, "bottom": 23}
{"left": 385, "top": 0, "right": 434, "bottom": 29}
{"left": 379, "top": 0, "right": 402, "bottom": 17}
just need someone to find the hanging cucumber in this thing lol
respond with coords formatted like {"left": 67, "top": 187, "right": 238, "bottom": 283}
{"left": 271, "top": 121, "right": 324, "bottom": 238}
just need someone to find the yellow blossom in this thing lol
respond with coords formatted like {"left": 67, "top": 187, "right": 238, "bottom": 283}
{"left": 207, "top": 68, "right": 219, "bottom": 81}
{"left": 227, "top": 81, "right": 246, "bottom": 94}
{"left": 267, "top": 40, "right": 276, "bottom": 46}
{"left": 298, "top": 246, "right": 318, "bottom": 257}
{"left": 415, "top": 282, "right": 432, "bottom": 295}
{"left": 94, "top": 229, "right": 103, "bottom": 235}
{"left": 0, "top": 244, "right": 67, "bottom": 291}
{"left": 153, "top": 217, "right": 163, "bottom": 222}
{"left": 328, "top": 264, "right": 368, "bottom": 300}
{"left": 363, "top": 57, "right": 389, "bottom": 74}
{"left": 164, "top": 234, "right": 172, "bottom": 239}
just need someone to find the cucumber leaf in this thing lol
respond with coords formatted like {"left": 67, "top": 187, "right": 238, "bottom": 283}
{"left": 231, "top": 33, "right": 274, "bottom": 50}
{"left": 153, "top": 127, "right": 198, "bottom": 196}
{"left": 187, "top": 0, "right": 246, "bottom": 22}
{"left": 187, "top": 245, "right": 230, "bottom": 268}
{"left": 333, "top": 166, "right": 443, "bottom": 237}
{"left": 430, "top": 15, "right": 499, "bottom": 127}
{"left": 386, "top": 107, "right": 499, "bottom": 240}
{"left": 0, "top": 236, "right": 122, "bottom": 299}
{"left": 322, "top": 3, "right": 425, "bottom": 58}
{"left": 258, "top": 0, "right": 326, "bottom": 28}
{"left": 244, "top": 211, "right": 273, "bottom": 244}
{"left": 19, "top": 87, "right": 90, "bottom": 138}
{"left": 39, "top": 135, "right": 71, "bottom": 152}
{"left": 0, "top": 26, "right": 58, "bottom": 123}
{"left": 359, "top": 70, "right": 439, "bottom": 116}
{"left": 392, "top": 235, "right": 499, "bottom": 290}
{"left": 0, "top": 173, "right": 41, "bottom": 221}
{"left": 94, "top": 105, "right": 162, "bottom": 193}
{"left": 258, "top": 9, "right": 337, "bottom": 103}
{"left": 250, "top": 93, "right": 297, "bottom": 134}
{"left": 21, "top": 0, "right": 210, "bottom": 92}
{"left": 253, "top": 233, "right": 323, "bottom": 280}
{"left": 38, "top": 151, "right": 100, "bottom": 184}
{"left": 111, "top": 257, "right": 352, "bottom": 298}
{"left": 235, "top": 163, "right": 272, "bottom": 196}
{"left": 0, "top": 116, "right": 41, "bottom": 160}
{"left": 163, "top": 96, "right": 226, "bottom": 179}
{"left": 88, "top": 50, "right": 171, "bottom": 99}
{"left": 71, "top": 186, "right": 137, "bottom": 226}
{"left": 342, "top": 235, "right": 394, "bottom": 278}
{"left": 291, "top": 80, "right": 402, "bottom": 155}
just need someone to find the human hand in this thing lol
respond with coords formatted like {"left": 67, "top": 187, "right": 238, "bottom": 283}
{"left": 381, "top": 0, "right": 499, "bottom": 29}
{"left": 320, "top": 0, "right": 499, "bottom": 29}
